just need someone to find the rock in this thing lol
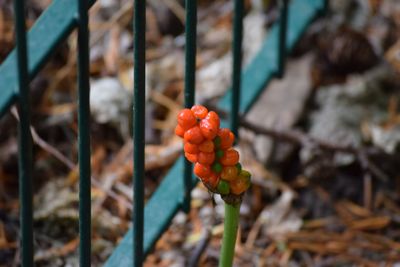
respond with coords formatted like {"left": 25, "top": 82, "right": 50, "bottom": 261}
{"left": 302, "top": 65, "right": 399, "bottom": 168}
{"left": 245, "top": 54, "right": 314, "bottom": 163}
{"left": 90, "top": 77, "right": 132, "bottom": 138}
{"left": 370, "top": 124, "right": 400, "bottom": 154}
{"left": 101, "top": 28, "right": 132, "bottom": 61}
{"left": 172, "top": 211, "right": 187, "bottom": 225}
{"left": 118, "top": 52, "right": 183, "bottom": 142}
{"left": 146, "top": 52, "right": 184, "bottom": 91}
{"left": 380, "top": 0, "right": 400, "bottom": 19}
{"left": 242, "top": 12, "right": 267, "bottom": 66}
{"left": 251, "top": 0, "right": 274, "bottom": 13}
{"left": 191, "top": 187, "right": 210, "bottom": 200}
{"left": 34, "top": 179, "right": 78, "bottom": 221}
{"left": 97, "top": 0, "right": 121, "bottom": 19}
{"left": 196, "top": 12, "right": 266, "bottom": 101}
{"left": 260, "top": 190, "right": 302, "bottom": 240}
{"left": 197, "top": 54, "right": 232, "bottom": 101}
{"left": 119, "top": 52, "right": 183, "bottom": 93}
{"left": 329, "top": 0, "right": 370, "bottom": 29}
{"left": 214, "top": 194, "right": 225, "bottom": 218}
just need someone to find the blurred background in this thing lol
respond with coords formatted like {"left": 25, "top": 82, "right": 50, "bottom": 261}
{"left": 1, "top": 0, "right": 400, "bottom": 266}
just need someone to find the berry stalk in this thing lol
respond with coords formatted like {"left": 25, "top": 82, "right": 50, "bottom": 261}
{"left": 175, "top": 105, "right": 251, "bottom": 267}
{"left": 219, "top": 202, "right": 240, "bottom": 267}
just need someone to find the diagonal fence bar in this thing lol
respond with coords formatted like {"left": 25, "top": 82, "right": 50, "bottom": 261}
{"left": 14, "top": 0, "right": 34, "bottom": 266}
{"left": 182, "top": 0, "right": 197, "bottom": 213}
{"left": 77, "top": 0, "right": 91, "bottom": 266}
{"left": 133, "top": 0, "right": 146, "bottom": 266}
{"left": 0, "top": 0, "right": 97, "bottom": 117}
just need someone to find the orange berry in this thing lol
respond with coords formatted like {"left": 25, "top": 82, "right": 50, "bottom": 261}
{"left": 175, "top": 125, "right": 185, "bottom": 138}
{"left": 218, "top": 128, "right": 229, "bottom": 139}
{"left": 220, "top": 148, "right": 239, "bottom": 166}
{"left": 177, "top": 109, "right": 197, "bottom": 130}
{"left": 230, "top": 173, "right": 251, "bottom": 195}
{"left": 184, "top": 142, "right": 199, "bottom": 154}
{"left": 184, "top": 126, "right": 204, "bottom": 144}
{"left": 198, "top": 152, "right": 215, "bottom": 165}
{"left": 207, "top": 172, "right": 220, "bottom": 189}
{"left": 218, "top": 128, "right": 235, "bottom": 149}
{"left": 194, "top": 163, "right": 211, "bottom": 179}
{"left": 200, "top": 120, "right": 219, "bottom": 140}
{"left": 191, "top": 105, "right": 208, "bottom": 119}
{"left": 185, "top": 152, "right": 198, "bottom": 163}
{"left": 207, "top": 111, "right": 220, "bottom": 128}
{"left": 221, "top": 166, "right": 239, "bottom": 181}
{"left": 198, "top": 140, "right": 214, "bottom": 153}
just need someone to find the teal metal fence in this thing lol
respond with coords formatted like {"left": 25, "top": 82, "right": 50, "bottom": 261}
{"left": 0, "top": 0, "right": 326, "bottom": 266}
{"left": 14, "top": 0, "right": 33, "bottom": 266}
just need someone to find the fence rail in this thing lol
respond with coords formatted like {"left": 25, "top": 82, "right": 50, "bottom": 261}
{"left": 0, "top": 0, "right": 326, "bottom": 266}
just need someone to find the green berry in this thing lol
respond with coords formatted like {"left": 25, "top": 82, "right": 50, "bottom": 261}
{"left": 213, "top": 136, "right": 221, "bottom": 148}
{"left": 235, "top": 163, "right": 242, "bottom": 172}
{"left": 212, "top": 162, "right": 223, "bottom": 173}
{"left": 240, "top": 169, "right": 251, "bottom": 179}
{"left": 217, "top": 180, "right": 230, "bottom": 195}
{"left": 216, "top": 149, "right": 224, "bottom": 159}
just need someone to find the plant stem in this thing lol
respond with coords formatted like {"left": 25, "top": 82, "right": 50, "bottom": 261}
{"left": 219, "top": 202, "right": 240, "bottom": 267}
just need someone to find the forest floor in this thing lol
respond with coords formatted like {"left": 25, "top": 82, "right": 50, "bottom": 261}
{"left": 1, "top": 0, "right": 400, "bottom": 266}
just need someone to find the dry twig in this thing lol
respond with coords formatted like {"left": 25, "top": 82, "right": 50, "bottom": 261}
{"left": 238, "top": 118, "right": 390, "bottom": 182}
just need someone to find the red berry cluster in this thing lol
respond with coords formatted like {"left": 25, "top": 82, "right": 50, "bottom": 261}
{"left": 175, "top": 105, "right": 251, "bottom": 196}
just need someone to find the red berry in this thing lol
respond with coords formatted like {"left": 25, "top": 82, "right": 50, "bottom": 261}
{"left": 198, "top": 140, "right": 214, "bottom": 153}
{"left": 194, "top": 163, "right": 211, "bottom": 179}
{"left": 221, "top": 166, "right": 238, "bottom": 181}
{"left": 191, "top": 105, "right": 208, "bottom": 119}
{"left": 218, "top": 128, "right": 235, "bottom": 149}
{"left": 230, "top": 172, "right": 251, "bottom": 195}
{"left": 200, "top": 120, "right": 218, "bottom": 140}
{"left": 177, "top": 109, "right": 197, "bottom": 130}
{"left": 184, "top": 126, "right": 204, "bottom": 144}
{"left": 207, "top": 111, "right": 220, "bottom": 128}
{"left": 184, "top": 142, "right": 199, "bottom": 154}
{"left": 175, "top": 125, "right": 185, "bottom": 138}
{"left": 220, "top": 148, "right": 239, "bottom": 166}
{"left": 198, "top": 152, "right": 215, "bottom": 165}
{"left": 185, "top": 152, "right": 198, "bottom": 163}
{"left": 207, "top": 172, "right": 220, "bottom": 189}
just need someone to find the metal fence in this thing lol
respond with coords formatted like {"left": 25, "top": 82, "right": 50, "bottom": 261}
{"left": 0, "top": 0, "right": 326, "bottom": 266}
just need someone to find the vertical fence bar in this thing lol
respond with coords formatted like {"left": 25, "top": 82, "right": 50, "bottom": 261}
{"left": 230, "top": 0, "right": 244, "bottom": 138}
{"left": 183, "top": 0, "right": 197, "bottom": 213}
{"left": 133, "top": 0, "right": 146, "bottom": 266}
{"left": 323, "top": 0, "right": 329, "bottom": 13}
{"left": 77, "top": 0, "right": 91, "bottom": 265}
{"left": 14, "top": 0, "right": 33, "bottom": 266}
{"left": 277, "top": 0, "right": 288, "bottom": 78}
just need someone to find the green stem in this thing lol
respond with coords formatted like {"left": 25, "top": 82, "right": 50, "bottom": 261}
{"left": 219, "top": 202, "right": 241, "bottom": 267}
